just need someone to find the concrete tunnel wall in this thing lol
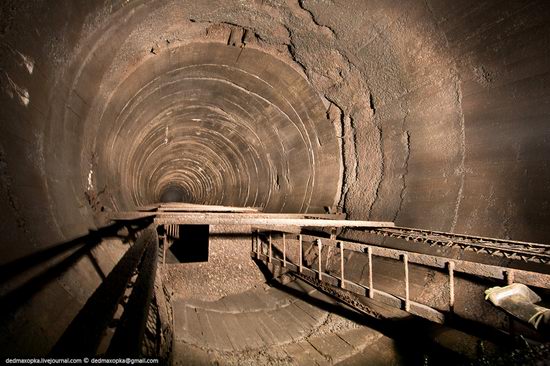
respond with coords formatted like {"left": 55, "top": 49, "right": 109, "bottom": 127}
{"left": 1, "top": 0, "right": 550, "bottom": 356}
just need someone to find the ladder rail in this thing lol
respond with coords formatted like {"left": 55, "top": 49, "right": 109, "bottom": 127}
{"left": 253, "top": 230, "right": 550, "bottom": 326}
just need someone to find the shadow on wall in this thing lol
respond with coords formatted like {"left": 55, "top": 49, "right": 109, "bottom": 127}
{"left": 0, "top": 219, "right": 151, "bottom": 342}
{"left": 49, "top": 226, "right": 159, "bottom": 357}
{"left": 253, "top": 257, "right": 477, "bottom": 366}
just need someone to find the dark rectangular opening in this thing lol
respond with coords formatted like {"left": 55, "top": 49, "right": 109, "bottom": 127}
{"left": 169, "top": 224, "right": 209, "bottom": 263}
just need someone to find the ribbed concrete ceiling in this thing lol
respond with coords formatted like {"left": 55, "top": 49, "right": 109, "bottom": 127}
{"left": 93, "top": 43, "right": 340, "bottom": 212}
{"left": 0, "top": 0, "right": 548, "bottom": 246}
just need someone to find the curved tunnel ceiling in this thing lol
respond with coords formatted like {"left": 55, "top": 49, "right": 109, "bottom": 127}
{"left": 0, "top": 0, "right": 549, "bottom": 246}
{"left": 91, "top": 43, "right": 341, "bottom": 212}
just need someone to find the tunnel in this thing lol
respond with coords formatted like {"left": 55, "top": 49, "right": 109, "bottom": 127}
{"left": 1, "top": 0, "right": 550, "bottom": 364}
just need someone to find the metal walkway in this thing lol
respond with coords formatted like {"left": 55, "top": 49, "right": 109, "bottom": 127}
{"left": 251, "top": 230, "right": 550, "bottom": 326}
{"left": 108, "top": 203, "right": 550, "bottom": 338}
{"left": 365, "top": 227, "right": 550, "bottom": 264}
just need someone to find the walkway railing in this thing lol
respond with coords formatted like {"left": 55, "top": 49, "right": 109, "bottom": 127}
{"left": 252, "top": 230, "right": 550, "bottom": 325}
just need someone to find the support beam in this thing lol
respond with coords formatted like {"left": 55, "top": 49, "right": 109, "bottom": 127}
{"left": 110, "top": 211, "right": 393, "bottom": 228}
{"left": 155, "top": 215, "right": 393, "bottom": 227}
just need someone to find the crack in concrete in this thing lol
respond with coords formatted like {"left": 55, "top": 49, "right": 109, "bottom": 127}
{"left": 393, "top": 105, "right": 411, "bottom": 222}
{"left": 338, "top": 114, "right": 356, "bottom": 212}
{"left": 368, "top": 125, "right": 384, "bottom": 218}
{"left": 325, "top": 101, "right": 347, "bottom": 212}
{"left": 349, "top": 115, "right": 359, "bottom": 184}
{"left": 271, "top": 1, "right": 366, "bottom": 214}
{"left": 369, "top": 93, "right": 376, "bottom": 115}
{"left": 286, "top": 42, "right": 307, "bottom": 75}
{"left": 451, "top": 75, "right": 466, "bottom": 232}
{"left": 182, "top": 2, "right": 370, "bottom": 216}
{"left": 296, "top": 0, "right": 336, "bottom": 37}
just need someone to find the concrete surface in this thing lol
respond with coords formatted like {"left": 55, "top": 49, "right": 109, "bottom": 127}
{"left": 171, "top": 278, "right": 395, "bottom": 365}
{"left": 1, "top": 0, "right": 550, "bottom": 359}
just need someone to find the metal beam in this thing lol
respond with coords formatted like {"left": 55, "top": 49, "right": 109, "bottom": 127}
{"left": 156, "top": 203, "right": 261, "bottom": 213}
{"left": 111, "top": 211, "right": 352, "bottom": 223}
{"left": 146, "top": 213, "right": 393, "bottom": 227}
{"left": 296, "top": 233, "right": 550, "bottom": 289}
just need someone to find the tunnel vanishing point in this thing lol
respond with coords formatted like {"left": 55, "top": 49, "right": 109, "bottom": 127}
{"left": 1, "top": 0, "right": 550, "bottom": 364}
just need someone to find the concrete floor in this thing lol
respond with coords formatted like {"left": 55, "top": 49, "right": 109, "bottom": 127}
{"left": 170, "top": 277, "right": 398, "bottom": 365}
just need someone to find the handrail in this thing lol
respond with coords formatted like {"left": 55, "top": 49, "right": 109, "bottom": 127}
{"left": 363, "top": 226, "right": 550, "bottom": 264}
{"left": 252, "top": 230, "right": 550, "bottom": 326}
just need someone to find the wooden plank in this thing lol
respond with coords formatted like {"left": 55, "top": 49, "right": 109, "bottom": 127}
{"left": 275, "top": 306, "right": 313, "bottom": 336}
{"left": 244, "top": 291, "right": 270, "bottom": 310}
{"left": 172, "top": 342, "right": 214, "bottom": 366}
{"left": 158, "top": 203, "right": 261, "bottom": 213}
{"left": 241, "top": 311, "right": 275, "bottom": 347}
{"left": 136, "top": 204, "right": 160, "bottom": 212}
{"left": 111, "top": 212, "right": 345, "bottom": 221}
{"left": 226, "top": 291, "right": 265, "bottom": 312}
{"left": 293, "top": 299, "right": 326, "bottom": 321}
{"left": 147, "top": 213, "right": 393, "bottom": 228}
{"left": 110, "top": 212, "right": 157, "bottom": 220}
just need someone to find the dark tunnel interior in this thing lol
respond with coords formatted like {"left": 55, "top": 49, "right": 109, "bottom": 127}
{"left": 1, "top": 0, "right": 550, "bottom": 363}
